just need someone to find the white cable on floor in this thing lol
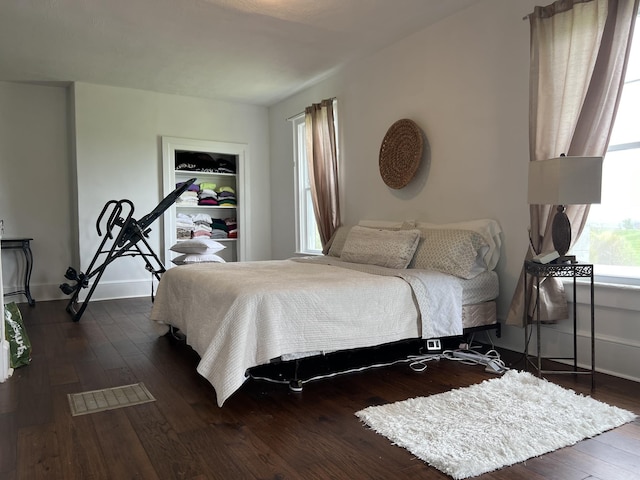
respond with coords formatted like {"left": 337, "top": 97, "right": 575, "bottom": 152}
{"left": 442, "top": 348, "right": 509, "bottom": 374}
{"left": 407, "top": 354, "right": 442, "bottom": 372}
{"left": 249, "top": 354, "right": 441, "bottom": 387}
{"left": 249, "top": 344, "right": 509, "bottom": 391}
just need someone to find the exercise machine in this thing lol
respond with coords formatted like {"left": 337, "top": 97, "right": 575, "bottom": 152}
{"left": 60, "top": 178, "right": 196, "bottom": 322}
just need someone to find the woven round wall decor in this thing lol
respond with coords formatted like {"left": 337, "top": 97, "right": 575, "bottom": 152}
{"left": 379, "top": 119, "right": 424, "bottom": 189}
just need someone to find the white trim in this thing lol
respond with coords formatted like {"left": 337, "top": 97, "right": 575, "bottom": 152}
{"left": 77, "top": 279, "right": 155, "bottom": 302}
{"left": 568, "top": 279, "right": 640, "bottom": 312}
{"left": 518, "top": 279, "right": 640, "bottom": 384}
{"left": 292, "top": 116, "right": 321, "bottom": 255}
{"left": 0, "top": 229, "right": 13, "bottom": 382}
{"left": 532, "top": 327, "right": 640, "bottom": 384}
{"left": 292, "top": 117, "right": 304, "bottom": 253}
{"left": 5, "top": 279, "right": 154, "bottom": 304}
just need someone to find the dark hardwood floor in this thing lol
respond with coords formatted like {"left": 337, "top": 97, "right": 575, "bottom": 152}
{"left": 0, "top": 297, "right": 638, "bottom": 479}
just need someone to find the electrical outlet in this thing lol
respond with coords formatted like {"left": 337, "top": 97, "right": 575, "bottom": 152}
{"left": 426, "top": 339, "right": 441, "bottom": 351}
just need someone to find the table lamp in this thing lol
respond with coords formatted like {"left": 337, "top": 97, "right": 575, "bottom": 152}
{"left": 528, "top": 155, "right": 603, "bottom": 262}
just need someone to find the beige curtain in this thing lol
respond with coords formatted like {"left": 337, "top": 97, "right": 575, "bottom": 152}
{"left": 305, "top": 99, "right": 341, "bottom": 248}
{"left": 506, "top": 0, "right": 638, "bottom": 327}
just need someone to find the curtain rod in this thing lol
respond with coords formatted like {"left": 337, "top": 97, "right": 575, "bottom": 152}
{"left": 286, "top": 111, "right": 304, "bottom": 121}
{"left": 286, "top": 97, "right": 337, "bottom": 121}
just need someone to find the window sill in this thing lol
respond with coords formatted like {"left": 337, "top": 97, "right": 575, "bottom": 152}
{"left": 293, "top": 251, "right": 323, "bottom": 257}
{"left": 566, "top": 278, "right": 640, "bottom": 312}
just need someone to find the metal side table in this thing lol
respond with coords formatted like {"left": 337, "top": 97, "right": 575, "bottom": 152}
{"left": 1, "top": 237, "right": 36, "bottom": 306}
{"left": 524, "top": 260, "right": 594, "bottom": 390}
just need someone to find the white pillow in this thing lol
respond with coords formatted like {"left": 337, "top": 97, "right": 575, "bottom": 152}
{"left": 171, "top": 253, "right": 226, "bottom": 265}
{"left": 327, "top": 221, "right": 411, "bottom": 257}
{"left": 340, "top": 226, "right": 421, "bottom": 269}
{"left": 170, "top": 238, "right": 226, "bottom": 254}
{"left": 326, "top": 226, "right": 352, "bottom": 257}
{"left": 408, "top": 228, "right": 489, "bottom": 279}
{"left": 415, "top": 219, "right": 502, "bottom": 271}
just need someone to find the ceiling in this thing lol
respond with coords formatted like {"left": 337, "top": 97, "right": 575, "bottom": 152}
{"left": 0, "top": 0, "right": 482, "bottom": 106}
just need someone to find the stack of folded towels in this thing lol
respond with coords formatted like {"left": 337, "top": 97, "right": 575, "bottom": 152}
{"left": 192, "top": 213, "right": 213, "bottom": 238}
{"left": 198, "top": 182, "right": 219, "bottom": 206}
{"left": 176, "top": 213, "right": 195, "bottom": 239}
{"left": 210, "top": 218, "right": 229, "bottom": 239}
{"left": 175, "top": 214, "right": 238, "bottom": 240}
{"left": 217, "top": 186, "right": 236, "bottom": 206}
{"left": 225, "top": 217, "right": 238, "bottom": 238}
{"left": 175, "top": 181, "right": 199, "bottom": 206}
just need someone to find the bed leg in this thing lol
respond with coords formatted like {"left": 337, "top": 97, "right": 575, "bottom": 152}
{"left": 288, "top": 359, "right": 303, "bottom": 392}
{"left": 289, "top": 380, "right": 303, "bottom": 392}
{"left": 167, "top": 326, "right": 186, "bottom": 342}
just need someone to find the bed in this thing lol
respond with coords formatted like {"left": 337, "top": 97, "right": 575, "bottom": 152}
{"left": 150, "top": 218, "right": 502, "bottom": 406}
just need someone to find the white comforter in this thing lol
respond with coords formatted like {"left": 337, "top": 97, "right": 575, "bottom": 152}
{"left": 149, "top": 257, "right": 462, "bottom": 406}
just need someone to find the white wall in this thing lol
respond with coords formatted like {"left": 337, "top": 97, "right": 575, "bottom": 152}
{"left": 72, "top": 82, "right": 271, "bottom": 299}
{"left": 270, "top": 0, "right": 533, "bottom": 315}
{"left": 0, "top": 81, "right": 74, "bottom": 302}
{"left": 269, "top": 0, "right": 640, "bottom": 382}
{"left": 1, "top": 81, "right": 271, "bottom": 302}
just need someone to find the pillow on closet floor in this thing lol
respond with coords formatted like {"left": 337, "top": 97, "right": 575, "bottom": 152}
{"left": 170, "top": 238, "right": 226, "bottom": 254}
{"left": 171, "top": 253, "right": 226, "bottom": 265}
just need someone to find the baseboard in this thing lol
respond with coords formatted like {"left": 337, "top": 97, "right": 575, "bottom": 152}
{"left": 495, "top": 280, "right": 640, "bottom": 384}
{"left": 495, "top": 323, "right": 640, "bottom": 384}
{"left": 12, "top": 279, "right": 153, "bottom": 303}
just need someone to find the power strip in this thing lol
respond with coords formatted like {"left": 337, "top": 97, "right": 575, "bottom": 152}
{"left": 485, "top": 359, "right": 506, "bottom": 374}
{"left": 449, "top": 350, "right": 508, "bottom": 374}
{"left": 451, "top": 351, "right": 482, "bottom": 361}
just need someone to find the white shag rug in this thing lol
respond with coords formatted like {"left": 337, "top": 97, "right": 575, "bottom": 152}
{"left": 356, "top": 370, "right": 636, "bottom": 479}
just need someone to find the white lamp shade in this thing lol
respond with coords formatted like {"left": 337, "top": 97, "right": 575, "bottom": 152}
{"left": 528, "top": 156, "right": 603, "bottom": 205}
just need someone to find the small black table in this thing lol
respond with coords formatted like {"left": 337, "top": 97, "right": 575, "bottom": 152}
{"left": 523, "top": 260, "right": 594, "bottom": 389}
{"left": 1, "top": 237, "right": 36, "bottom": 306}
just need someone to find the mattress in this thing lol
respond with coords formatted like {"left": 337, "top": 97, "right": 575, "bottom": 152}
{"left": 460, "top": 271, "right": 498, "bottom": 329}
{"left": 461, "top": 270, "right": 498, "bottom": 328}
{"left": 461, "top": 270, "right": 499, "bottom": 305}
{"left": 462, "top": 301, "right": 497, "bottom": 328}
{"left": 280, "top": 270, "right": 499, "bottom": 362}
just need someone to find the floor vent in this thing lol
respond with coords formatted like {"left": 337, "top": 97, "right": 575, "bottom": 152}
{"left": 68, "top": 382, "right": 155, "bottom": 416}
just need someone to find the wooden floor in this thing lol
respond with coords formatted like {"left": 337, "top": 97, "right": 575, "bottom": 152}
{"left": 1, "top": 298, "right": 639, "bottom": 480}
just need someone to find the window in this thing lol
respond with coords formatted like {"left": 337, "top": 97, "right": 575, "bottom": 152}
{"left": 572, "top": 19, "right": 640, "bottom": 284}
{"left": 292, "top": 115, "right": 322, "bottom": 254}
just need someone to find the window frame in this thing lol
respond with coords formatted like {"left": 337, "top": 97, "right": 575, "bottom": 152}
{"left": 292, "top": 114, "right": 322, "bottom": 255}
{"left": 581, "top": 142, "right": 640, "bottom": 286}
{"left": 574, "top": 18, "right": 640, "bottom": 286}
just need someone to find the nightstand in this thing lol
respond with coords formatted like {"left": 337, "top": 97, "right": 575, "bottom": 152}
{"left": 1, "top": 237, "right": 36, "bottom": 306}
{"left": 523, "top": 260, "right": 594, "bottom": 389}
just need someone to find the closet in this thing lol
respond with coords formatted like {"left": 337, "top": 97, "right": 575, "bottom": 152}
{"left": 162, "top": 136, "right": 247, "bottom": 266}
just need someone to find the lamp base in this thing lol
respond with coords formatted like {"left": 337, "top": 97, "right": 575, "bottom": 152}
{"left": 551, "top": 205, "right": 571, "bottom": 258}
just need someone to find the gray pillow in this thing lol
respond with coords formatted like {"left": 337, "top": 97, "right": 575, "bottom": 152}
{"left": 409, "top": 228, "right": 488, "bottom": 278}
{"left": 326, "top": 226, "right": 352, "bottom": 257}
{"left": 170, "top": 238, "right": 226, "bottom": 254}
{"left": 340, "top": 226, "right": 421, "bottom": 269}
